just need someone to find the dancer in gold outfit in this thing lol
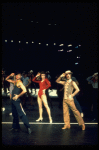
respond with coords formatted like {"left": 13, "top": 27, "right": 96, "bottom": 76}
{"left": 56, "top": 70, "right": 85, "bottom": 130}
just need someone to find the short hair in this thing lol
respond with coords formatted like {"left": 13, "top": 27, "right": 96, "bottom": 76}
{"left": 15, "top": 70, "right": 21, "bottom": 75}
{"left": 40, "top": 71, "right": 46, "bottom": 79}
{"left": 40, "top": 71, "right": 46, "bottom": 75}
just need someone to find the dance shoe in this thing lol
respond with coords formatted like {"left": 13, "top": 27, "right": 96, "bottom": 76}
{"left": 49, "top": 117, "right": 52, "bottom": 123}
{"left": 82, "top": 124, "right": 85, "bottom": 130}
{"left": 62, "top": 125, "right": 70, "bottom": 129}
{"left": 36, "top": 118, "right": 43, "bottom": 122}
{"left": 27, "top": 128, "right": 32, "bottom": 134}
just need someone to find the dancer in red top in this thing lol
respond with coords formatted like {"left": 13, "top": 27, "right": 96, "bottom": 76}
{"left": 32, "top": 71, "right": 52, "bottom": 123}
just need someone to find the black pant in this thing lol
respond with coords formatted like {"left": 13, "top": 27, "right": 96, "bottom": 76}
{"left": 11, "top": 99, "right": 30, "bottom": 129}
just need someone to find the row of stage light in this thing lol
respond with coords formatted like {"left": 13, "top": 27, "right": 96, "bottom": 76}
{"left": 20, "top": 19, "right": 57, "bottom": 25}
{"left": 4, "top": 41, "right": 81, "bottom": 48}
{"left": 4, "top": 41, "right": 81, "bottom": 64}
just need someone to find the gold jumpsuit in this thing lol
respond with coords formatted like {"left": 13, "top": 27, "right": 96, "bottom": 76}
{"left": 63, "top": 80, "right": 84, "bottom": 126}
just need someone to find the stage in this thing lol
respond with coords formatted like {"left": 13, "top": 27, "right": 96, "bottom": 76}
{"left": 2, "top": 94, "right": 98, "bottom": 146}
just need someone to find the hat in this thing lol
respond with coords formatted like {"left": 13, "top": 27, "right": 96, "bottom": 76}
{"left": 93, "top": 72, "right": 98, "bottom": 77}
{"left": 65, "top": 70, "right": 73, "bottom": 75}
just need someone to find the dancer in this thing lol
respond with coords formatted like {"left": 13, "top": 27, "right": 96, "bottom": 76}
{"left": 56, "top": 70, "right": 85, "bottom": 130}
{"left": 86, "top": 72, "right": 98, "bottom": 122}
{"left": 5, "top": 72, "right": 32, "bottom": 134}
{"left": 32, "top": 71, "right": 52, "bottom": 123}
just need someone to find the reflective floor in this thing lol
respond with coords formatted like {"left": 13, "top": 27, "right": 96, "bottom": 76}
{"left": 2, "top": 96, "right": 98, "bottom": 146}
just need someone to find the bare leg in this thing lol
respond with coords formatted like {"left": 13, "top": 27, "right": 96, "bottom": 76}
{"left": 41, "top": 94, "right": 52, "bottom": 123}
{"left": 37, "top": 95, "right": 43, "bottom": 120}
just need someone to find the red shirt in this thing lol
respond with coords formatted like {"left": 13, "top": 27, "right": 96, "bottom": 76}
{"left": 32, "top": 76, "right": 51, "bottom": 90}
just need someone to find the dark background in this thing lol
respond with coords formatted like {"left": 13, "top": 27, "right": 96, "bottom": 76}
{"left": 2, "top": 2, "right": 98, "bottom": 82}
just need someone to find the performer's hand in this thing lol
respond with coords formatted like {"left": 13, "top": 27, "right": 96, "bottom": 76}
{"left": 60, "top": 73, "right": 65, "bottom": 77}
{"left": 10, "top": 73, "right": 15, "bottom": 76}
{"left": 12, "top": 94, "right": 19, "bottom": 101}
{"left": 36, "top": 73, "right": 41, "bottom": 77}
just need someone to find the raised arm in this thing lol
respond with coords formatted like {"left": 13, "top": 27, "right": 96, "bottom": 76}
{"left": 56, "top": 73, "right": 65, "bottom": 85}
{"left": 86, "top": 76, "right": 93, "bottom": 84}
{"left": 5, "top": 73, "right": 15, "bottom": 84}
{"left": 32, "top": 72, "right": 41, "bottom": 83}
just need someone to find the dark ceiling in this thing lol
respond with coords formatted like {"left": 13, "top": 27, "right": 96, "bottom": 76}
{"left": 2, "top": 2, "right": 98, "bottom": 76}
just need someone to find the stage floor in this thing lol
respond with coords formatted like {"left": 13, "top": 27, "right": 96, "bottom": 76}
{"left": 2, "top": 97, "right": 98, "bottom": 146}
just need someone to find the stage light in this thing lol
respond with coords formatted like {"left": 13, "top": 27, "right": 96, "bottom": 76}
{"left": 79, "top": 45, "right": 81, "bottom": 46}
{"left": 77, "top": 56, "right": 80, "bottom": 58}
{"left": 20, "top": 19, "right": 22, "bottom": 20}
{"left": 46, "top": 44, "right": 48, "bottom": 46}
{"left": 75, "top": 46, "right": 78, "bottom": 48}
{"left": 32, "top": 41, "right": 34, "bottom": 43}
{"left": 54, "top": 43, "right": 56, "bottom": 45}
{"left": 68, "top": 44, "right": 72, "bottom": 47}
{"left": 26, "top": 42, "right": 28, "bottom": 44}
{"left": 58, "top": 49, "right": 64, "bottom": 51}
{"left": 19, "top": 41, "right": 21, "bottom": 43}
{"left": 11, "top": 40, "right": 13, "bottom": 42}
{"left": 75, "top": 62, "right": 79, "bottom": 65}
{"left": 5, "top": 40, "right": 7, "bottom": 42}
{"left": 67, "top": 50, "right": 72, "bottom": 52}
{"left": 31, "top": 21, "right": 33, "bottom": 22}
{"left": 38, "top": 43, "right": 41, "bottom": 45}
{"left": 54, "top": 24, "right": 56, "bottom": 25}
{"left": 48, "top": 24, "right": 51, "bottom": 25}
{"left": 59, "top": 44, "right": 64, "bottom": 46}
{"left": 36, "top": 22, "right": 38, "bottom": 23}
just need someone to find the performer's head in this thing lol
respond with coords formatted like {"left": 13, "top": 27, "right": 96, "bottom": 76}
{"left": 15, "top": 71, "right": 21, "bottom": 80}
{"left": 92, "top": 72, "right": 98, "bottom": 82}
{"left": 65, "top": 70, "right": 73, "bottom": 80}
{"left": 94, "top": 74, "right": 98, "bottom": 80}
{"left": 95, "top": 75, "right": 98, "bottom": 80}
{"left": 40, "top": 71, "right": 46, "bottom": 80}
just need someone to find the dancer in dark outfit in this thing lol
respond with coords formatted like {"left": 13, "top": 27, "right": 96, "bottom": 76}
{"left": 5, "top": 72, "right": 31, "bottom": 134}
